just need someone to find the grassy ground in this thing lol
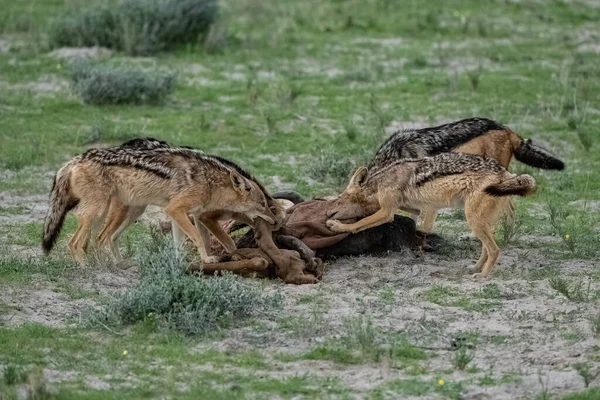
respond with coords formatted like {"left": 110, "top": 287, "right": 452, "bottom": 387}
{"left": 1, "top": 0, "right": 600, "bottom": 398}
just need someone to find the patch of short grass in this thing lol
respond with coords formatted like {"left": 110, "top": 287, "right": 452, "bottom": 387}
{"left": 278, "top": 308, "right": 327, "bottom": 339}
{"left": 548, "top": 276, "right": 593, "bottom": 302}
{"left": 562, "top": 388, "right": 600, "bottom": 400}
{"left": 497, "top": 213, "right": 523, "bottom": 246}
{"left": 0, "top": 323, "right": 350, "bottom": 398}
{"left": 70, "top": 62, "right": 177, "bottom": 105}
{"left": 3, "top": 221, "right": 43, "bottom": 247}
{"left": 547, "top": 201, "right": 600, "bottom": 259}
{"left": 479, "top": 365, "right": 496, "bottom": 386}
{"left": 573, "top": 362, "right": 599, "bottom": 389}
{"left": 452, "top": 344, "right": 474, "bottom": 370}
{"left": 0, "top": 254, "right": 78, "bottom": 285}
{"left": 475, "top": 283, "right": 502, "bottom": 299}
{"left": 490, "top": 335, "right": 509, "bottom": 345}
{"left": 305, "top": 146, "right": 357, "bottom": 188}
{"left": 423, "top": 284, "right": 501, "bottom": 312}
{"left": 302, "top": 315, "right": 427, "bottom": 368}
{"left": 562, "top": 328, "right": 585, "bottom": 344}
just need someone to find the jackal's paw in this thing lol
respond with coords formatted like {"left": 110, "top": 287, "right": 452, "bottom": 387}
{"left": 326, "top": 219, "right": 346, "bottom": 233}
{"left": 466, "top": 264, "right": 482, "bottom": 274}
{"left": 471, "top": 272, "right": 490, "bottom": 280}
{"left": 202, "top": 256, "right": 220, "bottom": 264}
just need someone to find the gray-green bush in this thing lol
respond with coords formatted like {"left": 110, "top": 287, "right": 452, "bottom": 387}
{"left": 70, "top": 62, "right": 177, "bottom": 105}
{"left": 49, "top": 0, "right": 219, "bottom": 56}
{"left": 85, "top": 243, "right": 282, "bottom": 336}
{"left": 306, "top": 146, "right": 357, "bottom": 188}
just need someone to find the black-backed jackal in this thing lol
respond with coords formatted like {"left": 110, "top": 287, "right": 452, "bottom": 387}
{"left": 371, "top": 117, "right": 564, "bottom": 231}
{"left": 42, "top": 139, "right": 280, "bottom": 264}
{"left": 326, "top": 152, "right": 537, "bottom": 278}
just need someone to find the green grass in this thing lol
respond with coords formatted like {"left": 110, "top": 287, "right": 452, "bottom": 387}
{"left": 301, "top": 315, "right": 427, "bottom": 368}
{"left": 423, "top": 284, "right": 502, "bottom": 312}
{"left": 1, "top": 0, "right": 599, "bottom": 200}
{"left": 563, "top": 388, "right": 600, "bottom": 400}
{"left": 0, "top": 255, "right": 78, "bottom": 285}
{"left": 0, "top": 323, "right": 352, "bottom": 399}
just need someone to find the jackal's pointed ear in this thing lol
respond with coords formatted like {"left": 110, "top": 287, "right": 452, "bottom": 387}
{"left": 348, "top": 167, "right": 368, "bottom": 188}
{"left": 230, "top": 170, "right": 250, "bottom": 192}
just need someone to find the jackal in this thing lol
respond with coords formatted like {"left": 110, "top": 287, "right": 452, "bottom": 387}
{"left": 90, "top": 138, "right": 285, "bottom": 262}
{"left": 371, "top": 117, "right": 564, "bottom": 231}
{"left": 42, "top": 139, "right": 278, "bottom": 264}
{"left": 326, "top": 152, "right": 537, "bottom": 278}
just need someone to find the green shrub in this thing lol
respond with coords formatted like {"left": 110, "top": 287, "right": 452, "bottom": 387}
{"left": 85, "top": 244, "right": 282, "bottom": 336}
{"left": 306, "top": 146, "right": 356, "bottom": 188}
{"left": 70, "top": 62, "right": 177, "bottom": 105}
{"left": 48, "top": 7, "right": 117, "bottom": 49}
{"left": 49, "top": 0, "right": 219, "bottom": 56}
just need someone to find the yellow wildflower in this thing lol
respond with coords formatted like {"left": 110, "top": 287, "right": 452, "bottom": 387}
{"left": 438, "top": 379, "right": 444, "bottom": 386}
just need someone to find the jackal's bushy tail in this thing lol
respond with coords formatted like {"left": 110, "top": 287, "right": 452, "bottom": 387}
{"left": 506, "top": 127, "right": 565, "bottom": 170}
{"left": 485, "top": 174, "right": 536, "bottom": 197}
{"left": 42, "top": 158, "right": 80, "bottom": 253}
{"left": 514, "top": 140, "right": 565, "bottom": 170}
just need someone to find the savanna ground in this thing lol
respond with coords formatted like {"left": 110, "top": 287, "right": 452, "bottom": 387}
{"left": 1, "top": 0, "right": 600, "bottom": 398}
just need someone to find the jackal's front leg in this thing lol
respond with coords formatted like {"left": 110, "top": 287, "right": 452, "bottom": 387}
{"left": 167, "top": 206, "right": 219, "bottom": 264}
{"left": 326, "top": 207, "right": 395, "bottom": 234}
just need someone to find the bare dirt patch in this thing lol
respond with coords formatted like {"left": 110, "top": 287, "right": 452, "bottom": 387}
{"left": 0, "top": 267, "right": 138, "bottom": 328}
{"left": 48, "top": 47, "right": 113, "bottom": 60}
{"left": 0, "top": 75, "right": 70, "bottom": 97}
{"left": 0, "top": 192, "right": 47, "bottom": 225}
{"left": 0, "top": 37, "right": 24, "bottom": 53}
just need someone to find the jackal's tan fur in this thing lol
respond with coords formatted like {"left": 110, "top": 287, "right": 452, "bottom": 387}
{"left": 371, "top": 118, "right": 564, "bottom": 232}
{"left": 90, "top": 139, "right": 285, "bottom": 263}
{"left": 326, "top": 152, "right": 537, "bottom": 278}
{"left": 42, "top": 141, "right": 279, "bottom": 265}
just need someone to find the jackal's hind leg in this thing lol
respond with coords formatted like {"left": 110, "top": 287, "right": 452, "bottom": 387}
{"left": 98, "top": 201, "right": 146, "bottom": 262}
{"left": 68, "top": 200, "right": 109, "bottom": 264}
{"left": 465, "top": 196, "right": 506, "bottom": 279}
